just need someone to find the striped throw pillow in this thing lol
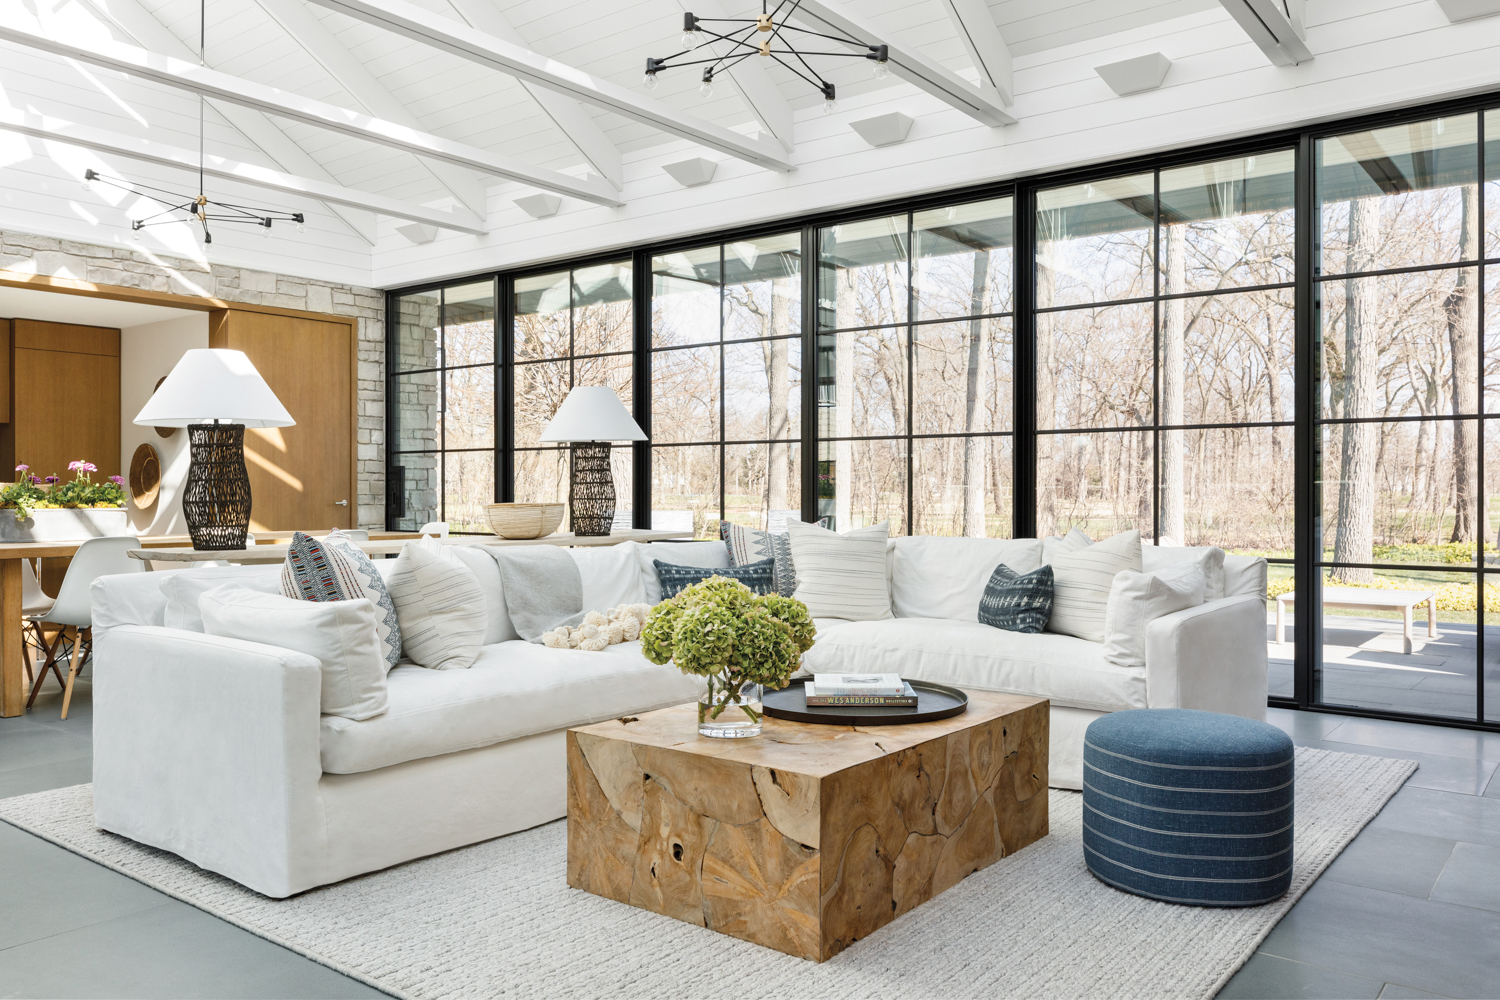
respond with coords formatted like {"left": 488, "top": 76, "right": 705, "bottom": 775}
{"left": 785, "top": 519, "right": 892, "bottom": 621}
{"left": 1046, "top": 529, "right": 1142, "bottom": 642}
{"left": 978, "top": 564, "right": 1054, "bottom": 633}
{"left": 720, "top": 518, "right": 828, "bottom": 597}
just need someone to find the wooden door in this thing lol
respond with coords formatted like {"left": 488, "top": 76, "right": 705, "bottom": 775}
{"left": 8, "top": 320, "right": 121, "bottom": 482}
{"left": 210, "top": 309, "right": 354, "bottom": 532}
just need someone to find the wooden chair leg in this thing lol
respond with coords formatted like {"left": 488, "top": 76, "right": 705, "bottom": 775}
{"left": 61, "top": 626, "right": 85, "bottom": 720}
{"left": 25, "top": 627, "right": 67, "bottom": 709}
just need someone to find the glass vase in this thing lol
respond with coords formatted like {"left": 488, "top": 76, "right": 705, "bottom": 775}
{"left": 698, "top": 673, "right": 763, "bottom": 738}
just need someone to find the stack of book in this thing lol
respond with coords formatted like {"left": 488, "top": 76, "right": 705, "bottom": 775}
{"left": 805, "top": 673, "right": 918, "bottom": 707}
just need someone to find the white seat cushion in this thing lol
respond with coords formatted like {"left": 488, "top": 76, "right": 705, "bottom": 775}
{"left": 318, "top": 640, "right": 700, "bottom": 774}
{"left": 803, "top": 618, "right": 1145, "bottom": 713}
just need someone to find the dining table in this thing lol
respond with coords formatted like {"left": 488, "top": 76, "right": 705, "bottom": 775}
{"left": 1, "top": 527, "right": 693, "bottom": 716}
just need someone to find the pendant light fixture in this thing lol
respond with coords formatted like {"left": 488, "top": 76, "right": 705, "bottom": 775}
{"left": 644, "top": 0, "right": 889, "bottom": 113}
{"left": 82, "top": 0, "right": 304, "bottom": 245}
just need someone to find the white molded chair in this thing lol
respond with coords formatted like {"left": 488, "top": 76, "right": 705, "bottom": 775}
{"left": 340, "top": 528, "right": 370, "bottom": 542}
{"left": 27, "top": 536, "right": 143, "bottom": 719}
{"left": 20, "top": 558, "right": 55, "bottom": 689}
{"left": 418, "top": 521, "right": 449, "bottom": 538}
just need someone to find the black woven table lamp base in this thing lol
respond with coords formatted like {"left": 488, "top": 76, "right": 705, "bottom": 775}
{"left": 183, "top": 422, "right": 253, "bottom": 550}
{"left": 569, "top": 442, "right": 615, "bottom": 536}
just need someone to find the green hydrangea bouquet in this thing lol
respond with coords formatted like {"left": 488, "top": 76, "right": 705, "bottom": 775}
{"left": 642, "top": 577, "right": 815, "bottom": 738}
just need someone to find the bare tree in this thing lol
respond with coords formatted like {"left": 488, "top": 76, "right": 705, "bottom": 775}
{"left": 1333, "top": 196, "right": 1382, "bottom": 582}
{"left": 1448, "top": 182, "right": 1486, "bottom": 545}
{"left": 1160, "top": 223, "right": 1187, "bottom": 543}
{"left": 962, "top": 251, "right": 992, "bottom": 536}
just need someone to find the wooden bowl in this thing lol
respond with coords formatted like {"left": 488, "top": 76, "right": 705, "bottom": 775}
{"left": 485, "top": 502, "right": 565, "bottom": 539}
{"left": 129, "top": 443, "right": 161, "bottom": 509}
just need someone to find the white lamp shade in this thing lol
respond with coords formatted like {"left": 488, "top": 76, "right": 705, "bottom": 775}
{"left": 133, "top": 349, "right": 295, "bottom": 428}
{"left": 538, "top": 386, "right": 646, "bottom": 443}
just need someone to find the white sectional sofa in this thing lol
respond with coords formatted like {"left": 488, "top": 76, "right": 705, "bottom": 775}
{"left": 88, "top": 535, "right": 1267, "bottom": 897}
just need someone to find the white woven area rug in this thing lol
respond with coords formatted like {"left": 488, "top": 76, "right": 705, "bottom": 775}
{"left": 0, "top": 746, "right": 1413, "bottom": 1000}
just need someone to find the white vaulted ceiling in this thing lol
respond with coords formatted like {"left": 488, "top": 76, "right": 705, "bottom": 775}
{"left": 0, "top": 0, "right": 1497, "bottom": 287}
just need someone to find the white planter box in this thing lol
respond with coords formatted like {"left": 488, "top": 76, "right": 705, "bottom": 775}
{"left": 0, "top": 507, "right": 130, "bottom": 542}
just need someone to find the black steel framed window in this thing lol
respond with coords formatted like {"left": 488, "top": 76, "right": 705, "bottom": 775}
{"left": 384, "top": 88, "right": 1500, "bottom": 734}
{"left": 648, "top": 234, "right": 803, "bottom": 539}
{"left": 510, "top": 262, "right": 635, "bottom": 521}
{"left": 387, "top": 278, "right": 497, "bottom": 532}
{"left": 813, "top": 196, "right": 1015, "bottom": 535}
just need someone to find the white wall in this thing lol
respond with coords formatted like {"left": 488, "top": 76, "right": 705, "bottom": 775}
{"left": 119, "top": 313, "right": 208, "bottom": 535}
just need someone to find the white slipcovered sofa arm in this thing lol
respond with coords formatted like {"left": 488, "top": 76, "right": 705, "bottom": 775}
{"left": 92, "top": 625, "right": 328, "bottom": 898}
{"left": 1144, "top": 594, "right": 1268, "bottom": 721}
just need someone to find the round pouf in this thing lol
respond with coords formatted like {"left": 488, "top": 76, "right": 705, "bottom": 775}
{"left": 1082, "top": 708, "right": 1294, "bottom": 907}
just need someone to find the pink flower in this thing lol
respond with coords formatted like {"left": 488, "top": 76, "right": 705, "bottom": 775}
{"left": 108, "top": 475, "right": 124, "bottom": 485}
{"left": 14, "top": 465, "right": 26, "bottom": 472}
{"left": 27, "top": 476, "right": 40, "bottom": 485}
{"left": 82, "top": 462, "right": 97, "bottom": 473}
{"left": 68, "top": 461, "right": 82, "bottom": 471}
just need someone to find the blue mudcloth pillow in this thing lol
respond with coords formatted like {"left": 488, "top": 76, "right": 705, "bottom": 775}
{"left": 1082, "top": 708, "right": 1295, "bottom": 907}
{"left": 978, "top": 563, "right": 1053, "bottom": 633}
{"left": 654, "top": 557, "right": 776, "bottom": 599}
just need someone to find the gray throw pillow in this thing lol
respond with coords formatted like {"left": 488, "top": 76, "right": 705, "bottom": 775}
{"left": 978, "top": 564, "right": 1054, "bottom": 633}
{"left": 654, "top": 558, "right": 776, "bottom": 599}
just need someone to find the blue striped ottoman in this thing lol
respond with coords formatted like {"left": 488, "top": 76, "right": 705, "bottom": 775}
{"left": 1082, "top": 708, "right": 1294, "bottom": 906}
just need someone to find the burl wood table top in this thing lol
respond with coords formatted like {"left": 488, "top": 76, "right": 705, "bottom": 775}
{"left": 568, "top": 689, "right": 1050, "bottom": 962}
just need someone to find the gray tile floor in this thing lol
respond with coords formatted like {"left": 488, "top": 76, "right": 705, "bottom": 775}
{"left": 2, "top": 681, "right": 1498, "bottom": 998}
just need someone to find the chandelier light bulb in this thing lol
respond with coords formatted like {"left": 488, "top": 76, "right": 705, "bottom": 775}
{"left": 872, "top": 60, "right": 890, "bottom": 80}
{"left": 297, "top": 220, "right": 306, "bottom": 234}
{"left": 681, "top": 29, "right": 701, "bottom": 49}
{"left": 132, "top": 224, "right": 142, "bottom": 241}
{"left": 823, "top": 97, "right": 837, "bottom": 114}
{"left": 643, "top": 71, "right": 658, "bottom": 91}
{"left": 699, "top": 69, "right": 714, "bottom": 99}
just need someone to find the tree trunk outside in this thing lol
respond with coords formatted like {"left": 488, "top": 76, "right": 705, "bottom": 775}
{"left": 835, "top": 270, "right": 855, "bottom": 531}
{"left": 1160, "top": 223, "right": 1187, "bottom": 545}
{"left": 962, "top": 250, "right": 992, "bottom": 537}
{"left": 1332, "top": 197, "right": 1381, "bottom": 584}
{"left": 1448, "top": 182, "right": 1487, "bottom": 548}
{"left": 1035, "top": 220, "right": 1059, "bottom": 537}
{"left": 764, "top": 276, "right": 792, "bottom": 524}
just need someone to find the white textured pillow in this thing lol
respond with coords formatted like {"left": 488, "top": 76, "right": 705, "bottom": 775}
{"left": 1103, "top": 564, "right": 1206, "bottom": 668}
{"left": 199, "top": 584, "right": 388, "bottom": 721}
{"left": 1042, "top": 527, "right": 1094, "bottom": 564}
{"left": 162, "top": 566, "right": 283, "bottom": 632}
{"left": 1142, "top": 544, "right": 1225, "bottom": 602}
{"left": 786, "top": 519, "right": 892, "bottom": 621}
{"left": 572, "top": 541, "right": 648, "bottom": 609}
{"left": 387, "top": 539, "right": 487, "bottom": 670}
{"left": 1047, "top": 529, "right": 1143, "bottom": 642}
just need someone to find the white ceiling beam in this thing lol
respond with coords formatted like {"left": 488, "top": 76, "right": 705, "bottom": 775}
{"left": 0, "top": 106, "right": 488, "bottom": 234}
{"left": 300, "top": 0, "right": 793, "bottom": 171}
{"left": 682, "top": 0, "right": 795, "bottom": 154}
{"left": 254, "top": 0, "right": 488, "bottom": 219}
{"left": 789, "top": 0, "right": 1014, "bottom": 126}
{"left": 1216, "top": 0, "right": 1312, "bottom": 66}
{"left": 444, "top": 0, "right": 625, "bottom": 188}
{"left": 74, "top": 0, "right": 376, "bottom": 244}
{"left": 935, "top": 0, "right": 1014, "bottom": 107}
{"left": 0, "top": 21, "right": 626, "bottom": 206}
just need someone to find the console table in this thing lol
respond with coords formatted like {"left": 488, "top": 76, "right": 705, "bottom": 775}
{"left": 567, "top": 690, "right": 1049, "bottom": 961}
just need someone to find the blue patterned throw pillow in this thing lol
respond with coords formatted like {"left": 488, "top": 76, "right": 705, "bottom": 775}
{"left": 655, "top": 558, "right": 776, "bottom": 599}
{"left": 978, "top": 563, "right": 1053, "bottom": 633}
{"left": 282, "top": 529, "right": 403, "bottom": 670}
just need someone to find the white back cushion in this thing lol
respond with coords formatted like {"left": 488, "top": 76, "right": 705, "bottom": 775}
{"left": 200, "top": 585, "right": 388, "bottom": 721}
{"left": 1223, "top": 554, "right": 1269, "bottom": 600}
{"left": 161, "top": 565, "right": 283, "bottom": 632}
{"left": 1047, "top": 529, "right": 1143, "bottom": 642}
{"left": 1103, "top": 564, "right": 1206, "bottom": 668}
{"left": 450, "top": 546, "right": 517, "bottom": 644}
{"left": 1042, "top": 527, "right": 1093, "bottom": 564}
{"left": 787, "top": 519, "right": 893, "bottom": 621}
{"left": 636, "top": 540, "right": 729, "bottom": 603}
{"left": 572, "top": 541, "right": 649, "bottom": 609}
{"left": 890, "top": 536, "right": 1044, "bottom": 621}
{"left": 1141, "top": 545, "right": 1225, "bottom": 602}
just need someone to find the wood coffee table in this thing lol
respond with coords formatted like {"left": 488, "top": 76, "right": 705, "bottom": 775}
{"left": 567, "top": 689, "right": 1048, "bottom": 962}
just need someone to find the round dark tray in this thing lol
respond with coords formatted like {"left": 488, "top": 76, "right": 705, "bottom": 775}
{"left": 763, "top": 678, "right": 968, "bottom": 726}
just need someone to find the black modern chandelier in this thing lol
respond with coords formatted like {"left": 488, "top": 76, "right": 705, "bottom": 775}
{"left": 82, "top": 0, "right": 303, "bottom": 245}
{"left": 644, "top": 0, "right": 889, "bottom": 113}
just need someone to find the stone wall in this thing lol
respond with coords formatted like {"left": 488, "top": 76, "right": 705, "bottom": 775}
{"left": 0, "top": 229, "right": 387, "bottom": 529}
